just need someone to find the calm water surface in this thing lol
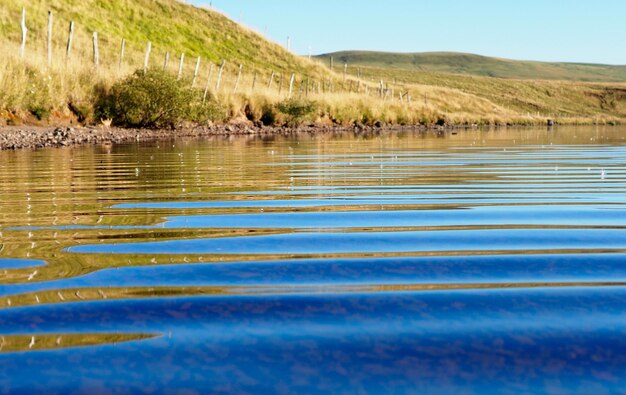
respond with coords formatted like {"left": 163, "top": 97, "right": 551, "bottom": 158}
{"left": 2, "top": 127, "right": 626, "bottom": 394}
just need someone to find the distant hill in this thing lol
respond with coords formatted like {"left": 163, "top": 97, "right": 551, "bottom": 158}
{"left": 315, "top": 51, "right": 626, "bottom": 82}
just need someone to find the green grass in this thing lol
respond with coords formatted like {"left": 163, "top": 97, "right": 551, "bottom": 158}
{"left": 353, "top": 66, "right": 626, "bottom": 119}
{"left": 316, "top": 51, "right": 626, "bottom": 82}
{"left": 0, "top": 0, "right": 328, "bottom": 77}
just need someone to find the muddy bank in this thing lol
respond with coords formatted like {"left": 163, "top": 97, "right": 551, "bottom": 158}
{"left": 0, "top": 123, "right": 442, "bottom": 150}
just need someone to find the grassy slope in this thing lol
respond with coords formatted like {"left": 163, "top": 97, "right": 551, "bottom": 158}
{"left": 317, "top": 51, "right": 626, "bottom": 83}
{"left": 354, "top": 66, "right": 626, "bottom": 120}
{"left": 0, "top": 0, "right": 328, "bottom": 76}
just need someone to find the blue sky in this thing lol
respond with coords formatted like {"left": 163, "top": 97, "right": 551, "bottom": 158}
{"left": 189, "top": 0, "right": 626, "bottom": 65}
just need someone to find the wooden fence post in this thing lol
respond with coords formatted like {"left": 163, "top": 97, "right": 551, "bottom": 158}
{"left": 203, "top": 64, "right": 215, "bottom": 104}
{"left": 233, "top": 64, "right": 243, "bottom": 94}
{"left": 66, "top": 21, "right": 75, "bottom": 62}
{"left": 19, "top": 8, "right": 27, "bottom": 59}
{"left": 92, "top": 32, "right": 99, "bottom": 68}
{"left": 47, "top": 11, "right": 53, "bottom": 66}
{"left": 143, "top": 41, "right": 151, "bottom": 71}
{"left": 192, "top": 56, "right": 201, "bottom": 86}
{"left": 251, "top": 71, "right": 257, "bottom": 92}
{"left": 215, "top": 60, "right": 225, "bottom": 92}
{"left": 288, "top": 73, "right": 295, "bottom": 98}
{"left": 177, "top": 53, "right": 184, "bottom": 80}
{"left": 119, "top": 38, "right": 125, "bottom": 70}
{"left": 203, "top": 64, "right": 215, "bottom": 103}
{"left": 267, "top": 71, "right": 275, "bottom": 90}
{"left": 163, "top": 52, "right": 169, "bottom": 70}
{"left": 330, "top": 56, "right": 333, "bottom": 70}
{"left": 343, "top": 63, "right": 347, "bottom": 85}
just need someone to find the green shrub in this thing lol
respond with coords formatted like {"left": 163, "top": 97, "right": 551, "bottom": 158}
{"left": 68, "top": 100, "right": 93, "bottom": 124}
{"left": 189, "top": 100, "right": 228, "bottom": 124}
{"left": 28, "top": 105, "right": 50, "bottom": 121}
{"left": 95, "top": 69, "right": 196, "bottom": 129}
{"left": 276, "top": 98, "right": 317, "bottom": 125}
{"left": 260, "top": 104, "right": 277, "bottom": 126}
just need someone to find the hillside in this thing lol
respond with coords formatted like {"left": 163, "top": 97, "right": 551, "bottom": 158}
{"left": 351, "top": 66, "right": 626, "bottom": 121}
{"left": 316, "top": 51, "right": 626, "bottom": 83}
{"left": 0, "top": 0, "right": 328, "bottom": 77}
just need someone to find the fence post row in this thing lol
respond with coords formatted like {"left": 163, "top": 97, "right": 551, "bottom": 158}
{"left": 13, "top": 8, "right": 408, "bottom": 103}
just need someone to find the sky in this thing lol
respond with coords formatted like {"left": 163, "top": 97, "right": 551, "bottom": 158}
{"left": 189, "top": 0, "right": 626, "bottom": 65}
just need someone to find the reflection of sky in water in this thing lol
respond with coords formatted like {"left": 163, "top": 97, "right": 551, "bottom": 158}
{"left": 0, "top": 259, "right": 45, "bottom": 270}
{"left": 69, "top": 229, "right": 626, "bottom": 255}
{"left": 2, "top": 128, "right": 626, "bottom": 393}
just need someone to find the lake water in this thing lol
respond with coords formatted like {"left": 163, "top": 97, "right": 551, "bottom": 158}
{"left": 2, "top": 127, "right": 626, "bottom": 394}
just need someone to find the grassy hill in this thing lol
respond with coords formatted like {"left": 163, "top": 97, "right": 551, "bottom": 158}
{"left": 351, "top": 65, "right": 626, "bottom": 122}
{"left": 316, "top": 51, "right": 626, "bottom": 82}
{"left": 0, "top": 0, "right": 328, "bottom": 76}
{"left": 0, "top": 1, "right": 625, "bottom": 128}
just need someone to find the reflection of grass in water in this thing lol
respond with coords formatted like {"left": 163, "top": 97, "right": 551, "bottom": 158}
{"left": 3, "top": 280, "right": 626, "bottom": 310}
{"left": 0, "top": 333, "right": 156, "bottom": 353}
{"left": 3, "top": 223, "right": 626, "bottom": 286}
{"left": 0, "top": 227, "right": 295, "bottom": 284}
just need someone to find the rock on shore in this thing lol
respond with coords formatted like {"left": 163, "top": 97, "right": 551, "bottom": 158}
{"left": 0, "top": 123, "right": 430, "bottom": 151}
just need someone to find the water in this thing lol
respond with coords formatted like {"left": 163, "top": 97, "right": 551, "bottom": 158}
{"left": 2, "top": 127, "right": 626, "bottom": 394}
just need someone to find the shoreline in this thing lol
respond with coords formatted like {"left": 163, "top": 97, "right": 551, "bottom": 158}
{"left": 0, "top": 121, "right": 609, "bottom": 151}
{"left": 0, "top": 123, "right": 456, "bottom": 151}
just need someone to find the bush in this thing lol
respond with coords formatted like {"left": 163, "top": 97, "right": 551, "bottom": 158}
{"left": 68, "top": 100, "right": 93, "bottom": 123}
{"left": 189, "top": 100, "right": 228, "bottom": 124}
{"left": 276, "top": 98, "right": 317, "bottom": 125}
{"left": 95, "top": 69, "right": 196, "bottom": 129}
{"left": 29, "top": 105, "right": 50, "bottom": 121}
{"left": 260, "top": 104, "right": 277, "bottom": 126}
